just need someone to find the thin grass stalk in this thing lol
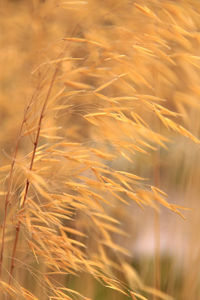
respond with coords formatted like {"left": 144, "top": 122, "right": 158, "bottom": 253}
{"left": 0, "top": 93, "right": 37, "bottom": 278}
{"left": 154, "top": 210, "right": 161, "bottom": 300}
{"left": 8, "top": 65, "right": 59, "bottom": 285}
{"left": 153, "top": 56, "right": 161, "bottom": 299}
{"left": 153, "top": 141, "right": 161, "bottom": 299}
{"left": 0, "top": 124, "right": 23, "bottom": 279}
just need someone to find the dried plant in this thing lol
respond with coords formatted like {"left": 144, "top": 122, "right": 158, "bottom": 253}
{"left": 1, "top": 1, "right": 200, "bottom": 299}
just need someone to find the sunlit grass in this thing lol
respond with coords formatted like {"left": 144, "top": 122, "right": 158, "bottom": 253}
{"left": 1, "top": 0, "right": 200, "bottom": 299}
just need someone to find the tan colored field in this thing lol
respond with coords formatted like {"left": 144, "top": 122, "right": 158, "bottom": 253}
{"left": 1, "top": 1, "right": 200, "bottom": 299}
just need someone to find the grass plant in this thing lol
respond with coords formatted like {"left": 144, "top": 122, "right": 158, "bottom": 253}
{"left": 1, "top": 1, "right": 200, "bottom": 299}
